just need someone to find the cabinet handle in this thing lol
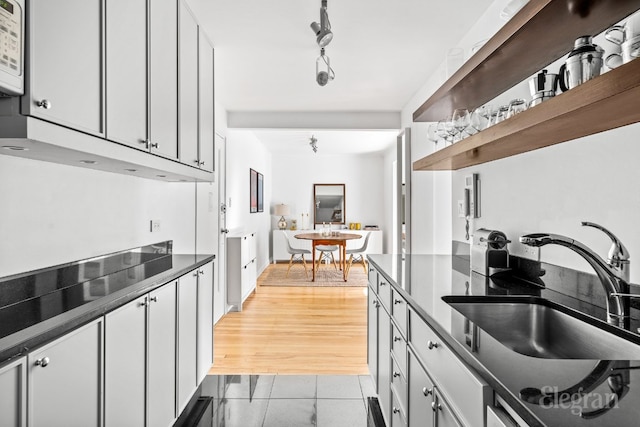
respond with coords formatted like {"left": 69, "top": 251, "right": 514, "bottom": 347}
{"left": 393, "top": 336, "right": 402, "bottom": 342}
{"left": 369, "top": 268, "right": 374, "bottom": 272}
{"left": 139, "top": 298, "right": 148, "bottom": 307}
{"left": 194, "top": 271, "right": 200, "bottom": 277}
{"left": 35, "top": 357, "right": 50, "bottom": 367}
{"left": 432, "top": 401, "right": 442, "bottom": 411}
{"left": 199, "top": 161, "right": 205, "bottom": 166}
{"left": 427, "top": 340, "right": 439, "bottom": 350}
{"left": 392, "top": 407, "right": 401, "bottom": 414}
{"left": 150, "top": 296, "right": 158, "bottom": 303}
{"left": 422, "top": 387, "right": 433, "bottom": 397}
{"left": 394, "top": 299, "right": 403, "bottom": 305}
{"left": 393, "top": 371, "right": 401, "bottom": 378}
{"left": 380, "top": 282, "right": 386, "bottom": 286}
{"left": 36, "top": 99, "right": 52, "bottom": 109}
{"left": 199, "top": 269, "right": 204, "bottom": 275}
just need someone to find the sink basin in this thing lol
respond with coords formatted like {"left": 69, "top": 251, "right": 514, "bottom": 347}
{"left": 442, "top": 296, "right": 640, "bottom": 359}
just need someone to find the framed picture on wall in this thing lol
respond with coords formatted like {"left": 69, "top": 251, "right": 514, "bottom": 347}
{"left": 250, "top": 168, "right": 258, "bottom": 213}
{"left": 257, "top": 172, "right": 264, "bottom": 212}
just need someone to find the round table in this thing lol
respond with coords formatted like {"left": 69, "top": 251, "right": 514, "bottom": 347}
{"left": 294, "top": 232, "right": 362, "bottom": 282}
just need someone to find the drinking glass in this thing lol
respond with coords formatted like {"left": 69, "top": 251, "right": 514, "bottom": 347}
{"left": 444, "top": 120, "right": 458, "bottom": 144}
{"left": 436, "top": 120, "right": 451, "bottom": 145}
{"left": 452, "top": 108, "right": 471, "bottom": 141}
{"left": 470, "top": 105, "right": 492, "bottom": 131}
{"left": 494, "top": 105, "right": 510, "bottom": 124}
{"left": 507, "top": 98, "right": 527, "bottom": 118}
{"left": 427, "top": 123, "right": 441, "bottom": 149}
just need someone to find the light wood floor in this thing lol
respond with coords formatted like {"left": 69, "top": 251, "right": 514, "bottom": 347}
{"left": 208, "top": 265, "right": 369, "bottom": 375}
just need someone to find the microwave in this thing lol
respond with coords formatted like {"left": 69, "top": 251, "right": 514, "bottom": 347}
{"left": 0, "top": 0, "right": 24, "bottom": 96}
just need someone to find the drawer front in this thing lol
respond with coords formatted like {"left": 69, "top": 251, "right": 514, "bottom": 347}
{"left": 390, "top": 322, "right": 407, "bottom": 376}
{"left": 378, "top": 276, "right": 392, "bottom": 311}
{"left": 390, "top": 354, "right": 408, "bottom": 414}
{"left": 391, "top": 388, "right": 408, "bottom": 427}
{"left": 409, "top": 310, "right": 488, "bottom": 427}
{"left": 487, "top": 405, "right": 517, "bottom": 427}
{"left": 391, "top": 289, "right": 407, "bottom": 338}
{"left": 368, "top": 266, "right": 378, "bottom": 293}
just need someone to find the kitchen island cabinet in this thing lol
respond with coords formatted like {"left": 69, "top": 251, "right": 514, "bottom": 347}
{"left": 28, "top": 318, "right": 103, "bottom": 427}
{"left": 0, "top": 356, "right": 26, "bottom": 427}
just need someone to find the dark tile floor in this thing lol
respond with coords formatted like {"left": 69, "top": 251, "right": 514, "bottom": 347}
{"left": 199, "top": 374, "right": 375, "bottom": 427}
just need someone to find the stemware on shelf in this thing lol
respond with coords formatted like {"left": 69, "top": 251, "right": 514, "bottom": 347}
{"left": 507, "top": 98, "right": 527, "bottom": 118}
{"left": 444, "top": 120, "right": 458, "bottom": 144}
{"left": 471, "top": 105, "right": 492, "bottom": 131}
{"left": 452, "top": 108, "right": 471, "bottom": 141}
{"left": 435, "top": 120, "right": 451, "bottom": 146}
{"left": 427, "top": 123, "right": 440, "bottom": 149}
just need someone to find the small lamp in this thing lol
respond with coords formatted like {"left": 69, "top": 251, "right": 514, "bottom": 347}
{"left": 274, "top": 204, "right": 291, "bottom": 230}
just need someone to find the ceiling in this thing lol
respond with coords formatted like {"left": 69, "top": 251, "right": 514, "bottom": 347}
{"left": 188, "top": 0, "right": 497, "bottom": 153}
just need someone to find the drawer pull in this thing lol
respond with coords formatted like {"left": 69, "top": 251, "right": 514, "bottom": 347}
{"left": 393, "top": 371, "right": 401, "bottom": 378}
{"left": 150, "top": 296, "right": 158, "bottom": 303}
{"left": 194, "top": 271, "right": 200, "bottom": 277}
{"left": 427, "top": 340, "right": 439, "bottom": 350}
{"left": 138, "top": 299, "right": 148, "bottom": 307}
{"left": 380, "top": 282, "right": 386, "bottom": 286}
{"left": 36, "top": 99, "right": 52, "bottom": 109}
{"left": 394, "top": 299, "right": 403, "bottom": 305}
{"left": 394, "top": 336, "right": 402, "bottom": 342}
{"left": 35, "top": 357, "right": 50, "bottom": 367}
{"left": 422, "top": 387, "right": 433, "bottom": 397}
{"left": 432, "top": 401, "right": 442, "bottom": 411}
{"left": 393, "top": 407, "right": 401, "bottom": 414}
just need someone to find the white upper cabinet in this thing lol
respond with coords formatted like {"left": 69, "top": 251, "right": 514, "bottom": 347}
{"left": 178, "top": 0, "right": 199, "bottom": 168}
{"left": 149, "top": 0, "right": 179, "bottom": 160}
{"left": 198, "top": 31, "right": 215, "bottom": 172}
{"left": 23, "top": 0, "right": 104, "bottom": 136}
{"left": 105, "top": 0, "right": 148, "bottom": 149}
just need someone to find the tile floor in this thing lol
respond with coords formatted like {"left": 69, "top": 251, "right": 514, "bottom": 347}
{"left": 199, "top": 374, "right": 375, "bottom": 427}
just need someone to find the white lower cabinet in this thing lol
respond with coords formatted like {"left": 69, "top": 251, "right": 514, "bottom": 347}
{"left": 105, "top": 281, "right": 177, "bottom": 427}
{"left": 196, "top": 262, "right": 214, "bottom": 382}
{"left": 28, "top": 319, "right": 103, "bottom": 427}
{"left": 227, "top": 232, "right": 257, "bottom": 311}
{"left": 0, "top": 356, "right": 26, "bottom": 427}
{"left": 378, "top": 305, "right": 391, "bottom": 425}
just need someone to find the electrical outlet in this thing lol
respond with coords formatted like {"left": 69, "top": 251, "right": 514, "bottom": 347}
{"left": 522, "top": 244, "right": 540, "bottom": 260}
{"left": 150, "top": 220, "right": 161, "bottom": 233}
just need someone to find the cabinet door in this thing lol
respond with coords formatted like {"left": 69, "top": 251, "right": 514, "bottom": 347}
{"left": 197, "top": 262, "right": 214, "bottom": 382}
{"left": 178, "top": 270, "right": 198, "bottom": 413}
{"left": 28, "top": 319, "right": 103, "bottom": 427}
{"left": 25, "top": 0, "right": 104, "bottom": 135}
{"left": 0, "top": 356, "right": 26, "bottom": 427}
{"left": 409, "top": 350, "right": 435, "bottom": 427}
{"left": 148, "top": 281, "right": 177, "bottom": 427}
{"left": 378, "top": 307, "right": 391, "bottom": 425}
{"left": 367, "top": 288, "right": 378, "bottom": 391}
{"left": 105, "top": 0, "right": 147, "bottom": 148}
{"left": 198, "top": 30, "right": 215, "bottom": 172}
{"left": 434, "top": 389, "right": 463, "bottom": 427}
{"left": 178, "top": 0, "right": 199, "bottom": 167}
{"left": 149, "top": 0, "right": 178, "bottom": 159}
{"left": 104, "top": 295, "right": 147, "bottom": 427}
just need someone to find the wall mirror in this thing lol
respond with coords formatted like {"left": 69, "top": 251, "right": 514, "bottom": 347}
{"left": 314, "top": 184, "right": 345, "bottom": 225}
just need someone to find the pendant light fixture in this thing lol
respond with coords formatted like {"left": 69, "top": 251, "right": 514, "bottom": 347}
{"left": 316, "top": 48, "right": 335, "bottom": 86}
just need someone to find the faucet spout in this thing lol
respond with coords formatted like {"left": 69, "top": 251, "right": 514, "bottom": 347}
{"left": 519, "top": 228, "right": 630, "bottom": 327}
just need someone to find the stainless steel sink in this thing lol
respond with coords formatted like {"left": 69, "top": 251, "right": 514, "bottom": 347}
{"left": 442, "top": 296, "right": 640, "bottom": 359}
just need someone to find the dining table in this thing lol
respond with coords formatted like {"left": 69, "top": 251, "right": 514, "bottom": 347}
{"left": 294, "top": 232, "right": 362, "bottom": 282}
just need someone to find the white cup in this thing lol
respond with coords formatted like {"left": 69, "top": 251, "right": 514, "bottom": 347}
{"left": 625, "top": 9, "right": 640, "bottom": 40}
{"left": 606, "top": 35, "right": 640, "bottom": 65}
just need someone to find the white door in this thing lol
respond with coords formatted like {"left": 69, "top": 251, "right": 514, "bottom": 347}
{"left": 215, "top": 133, "right": 227, "bottom": 323}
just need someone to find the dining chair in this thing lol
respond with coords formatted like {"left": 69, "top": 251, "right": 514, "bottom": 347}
{"left": 315, "top": 245, "right": 338, "bottom": 273}
{"left": 346, "top": 232, "right": 372, "bottom": 275}
{"left": 284, "top": 232, "right": 311, "bottom": 278}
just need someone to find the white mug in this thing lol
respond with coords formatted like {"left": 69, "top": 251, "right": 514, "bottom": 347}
{"left": 606, "top": 35, "right": 640, "bottom": 65}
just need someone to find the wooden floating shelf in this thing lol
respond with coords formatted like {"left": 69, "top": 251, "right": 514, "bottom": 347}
{"left": 413, "top": 0, "right": 640, "bottom": 123}
{"left": 413, "top": 58, "right": 640, "bottom": 171}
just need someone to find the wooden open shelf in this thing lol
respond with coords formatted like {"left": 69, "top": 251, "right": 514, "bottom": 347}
{"left": 413, "top": 0, "right": 640, "bottom": 123}
{"left": 413, "top": 58, "right": 640, "bottom": 171}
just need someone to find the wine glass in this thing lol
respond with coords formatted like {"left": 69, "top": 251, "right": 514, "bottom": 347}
{"left": 470, "top": 105, "right": 492, "bottom": 131}
{"left": 507, "top": 98, "right": 527, "bottom": 118}
{"left": 452, "top": 108, "right": 471, "bottom": 141}
{"left": 443, "top": 120, "right": 458, "bottom": 144}
{"left": 435, "top": 120, "right": 451, "bottom": 146}
{"left": 427, "top": 123, "right": 440, "bottom": 149}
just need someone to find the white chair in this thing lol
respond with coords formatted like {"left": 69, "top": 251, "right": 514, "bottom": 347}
{"left": 284, "top": 233, "right": 311, "bottom": 278}
{"left": 315, "top": 245, "right": 338, "bottom": 273}
{"left": 346, "top": 232, "right": 372, "bottom": 275}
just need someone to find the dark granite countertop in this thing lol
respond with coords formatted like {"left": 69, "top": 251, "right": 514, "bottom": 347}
{"left": 0, "top": 243, "right": 214, "bottom": 365}
{"left": 367, "top": 254, "right": 640, "bottom": 427}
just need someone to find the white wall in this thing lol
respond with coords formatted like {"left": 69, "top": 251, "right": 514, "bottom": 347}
{"left": 0, "top": 155, "right": 198, "bottom": 277}
{"left": 225, "top": 130, "right": 272, "bottom": 273}
{"left": 270, "top": 151, "right": 386, "bottom": 239}
{"left": 401, "top": 0, "right": 640, "bottom": 284}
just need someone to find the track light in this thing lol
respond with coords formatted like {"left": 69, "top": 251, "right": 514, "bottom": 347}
{"left": 316, "top": 48, "right": 335, "bottom": 86}
{"left": 309, "top": 136, "right": 318, "bottom": 153}
{"left": 310, "top": 0, "right": 333, "bottom": 48}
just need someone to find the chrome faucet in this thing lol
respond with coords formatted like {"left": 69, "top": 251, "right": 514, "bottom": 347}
{"left": 519, "top": 222, "right": 630, "bottom": 328}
